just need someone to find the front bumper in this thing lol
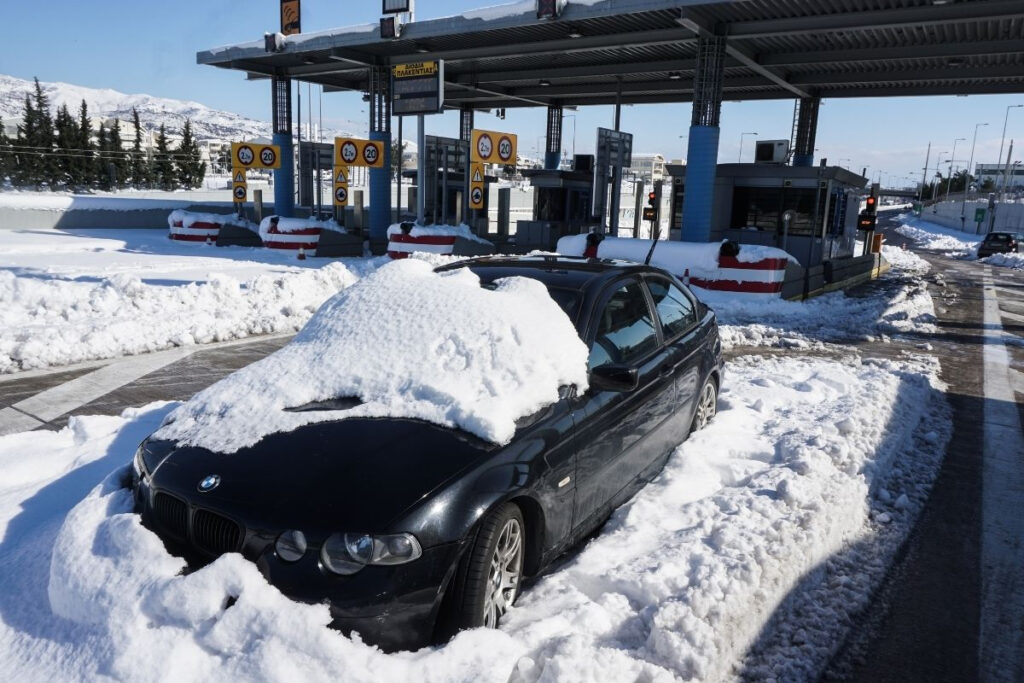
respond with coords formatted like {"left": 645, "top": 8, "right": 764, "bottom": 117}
{"left": 133, "top": 473, "right": 463, "bottom": 651}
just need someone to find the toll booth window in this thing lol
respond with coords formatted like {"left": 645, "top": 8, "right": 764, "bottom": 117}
{"left": 535, "top": 188, "right": 566, "bottom": 222}
{"left": 588, "top": 281, "right": 658, "bottom": 370}
{"left": 646, "top": 278, "right": 695, "bottom": 339}
{"left": 731, "top": 186, "right": 822, "bottom": 235}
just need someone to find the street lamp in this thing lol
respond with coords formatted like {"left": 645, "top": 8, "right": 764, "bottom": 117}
{"left": 932, "top": 151, "right": 948, "bottom": 200}
{"left": 997, "top": 104, "right": 1023, "bottom": 196}
{"left": 738, "top": 132, "right": 758, "bottom": 163}
{"left": 946, "top": 137, "right": 966, "bottom": 203}
{"left": 961, "top": 122, "right": 988, "bottom": 228}
{"left": 678, "top": 135, "right": 688, "bottom": 162}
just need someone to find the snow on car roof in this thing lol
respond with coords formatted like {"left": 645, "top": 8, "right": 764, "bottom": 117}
{"left": 154, "top": 259, "right": 589, "bottom": 452}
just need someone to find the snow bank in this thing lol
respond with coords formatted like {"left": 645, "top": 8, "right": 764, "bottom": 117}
{"left": 0, "top": 191, "right": 206, "bottom": 212}
{"left": 893, "top": 218, "right": 980, "bottom": 258}
{"left": 155, "top": 258, "right": 589, "bottom": 451}
{"left": 387, "top": 222, "right": 494, "bottom": 246}
{"left": 981, "top": 252, "right": 1024, "bottom": 269}
{"left": 707, "top": 245, "right": 935, "bottom": 349}
{"left": 10, "top": 353, "right": 947, "bottom": 681}
{"left": 0, "top": 264, "right": 359, "bottom": 374}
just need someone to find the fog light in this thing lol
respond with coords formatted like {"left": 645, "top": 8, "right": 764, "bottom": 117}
{"left": 275, "top": 530, "right": 307, "bottom": 562}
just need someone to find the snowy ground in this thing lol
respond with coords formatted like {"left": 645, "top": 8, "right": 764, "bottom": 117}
{"left": 0, "top": 228, "right": 938, "bottom": 373}
{"left": 0, "top": 353, "right": 949, "bottom": 682}
{"left": 893, "top": 214, "right": 1024, "bottom": 270}
{"left": 0, "top": 224, "right": 954, "bottom": 681}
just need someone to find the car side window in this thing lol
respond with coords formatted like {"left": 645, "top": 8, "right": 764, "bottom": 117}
{"left": 647, "top": 278, "right": 696, "bottom": 339}
{"left": 588, "top": 281, "right": 659, "bottom": 369}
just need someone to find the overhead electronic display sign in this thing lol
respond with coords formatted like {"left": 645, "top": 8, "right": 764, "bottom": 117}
{"left": 391, "top": 61, "right": 444, "bottom": 116}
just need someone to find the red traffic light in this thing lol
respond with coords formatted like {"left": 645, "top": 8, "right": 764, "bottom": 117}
{"left": 647, "top": 191, "right": 657, "bottom": 206}
{"left": 865, "top": 195, "right": 877, "bottom": 210}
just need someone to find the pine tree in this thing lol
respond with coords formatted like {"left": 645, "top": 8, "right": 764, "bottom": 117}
{"left": 14, "top": 93, "right": 37, "bottom": 186}
{"left": 108, "top": 119, "right": 127, "bottom": 188}
{"left": 0, "top": 126, "right": 13, "bottom": 184}
{"left": 129, "top": 107, "right": 149, "bottom": 187}
{"left": 95, "top": 123, "right": 111, "bottom": 189}
{"left": 175, "top": 119, "right": 205, "bottom": 188}
{"left": 31, "top": 78, "right": 56, "bottom": 186}
{"left": 153, "top": 124, "right": 175, "bottom": 190}
{"left": 73, "top": 100, "right": 93, "bottom": 187}
{"left": 53, "top": 104, "right": 76, "bottom": 188}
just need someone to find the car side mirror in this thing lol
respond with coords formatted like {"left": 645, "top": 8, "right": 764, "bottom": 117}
{"left": 589, "top": 364, "right": 639, "bottom": 392}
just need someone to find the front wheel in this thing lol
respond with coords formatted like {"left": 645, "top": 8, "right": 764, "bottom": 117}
{"left": 445, "top": 503, "right": 525, "bottom": 634}
{"left": 692, "top": 377, "right": 718, "bottom": 431}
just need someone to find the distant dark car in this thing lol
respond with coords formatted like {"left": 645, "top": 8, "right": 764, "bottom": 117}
{"left": 978, "top": 231, "right": 1024, "bottom": 258}
{"left": 131, "top": 256, "right": 723, "bottom": 651}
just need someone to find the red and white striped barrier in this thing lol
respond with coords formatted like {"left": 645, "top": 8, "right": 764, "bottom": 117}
{"left": 556, "top": 234, "right": 793, "bottom": 298}
{"left": 386, "top": 223, "right": 495, "bottom": 260}
{"left": 387, "top": 233, "right": 457, "bottom": 259}
{"left": 167, "top": 210, "right": 225, "bottom": 242}
{"left": 258, "top": 216, "right": 332, "bottom": 254}
{"left": 690, "top": 255, "right": 789, "bottom": 295}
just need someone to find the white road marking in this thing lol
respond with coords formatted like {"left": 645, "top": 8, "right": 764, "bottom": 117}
{"left": 979, "top": 271, "right": 1024, "bottom": 681}
{"left": 0, "top": 347, "right": 195, "bottom": 436}
{"left": 0, "top": 407, "right": 45, "bottom": 435}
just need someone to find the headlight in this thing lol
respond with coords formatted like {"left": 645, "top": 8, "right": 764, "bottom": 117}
{"left": 275, "top": 530, "right": 307, "bottom": 562}
{"left": 132, "top": 445, "right": 147, "bottom": 479}
{"left": 320, "top": 532, "right": 423, "bottom": 575}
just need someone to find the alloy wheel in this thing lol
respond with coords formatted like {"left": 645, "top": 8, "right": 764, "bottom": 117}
{"left": 694, "top": 381, "right": 717, "bottom": 430}
{"left": 482, "top": 517, "right": 523, "bottom": 628}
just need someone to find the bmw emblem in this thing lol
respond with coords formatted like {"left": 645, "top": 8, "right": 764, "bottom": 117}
{"left": 197, "top": 474, "right": 221, "bottom": 492}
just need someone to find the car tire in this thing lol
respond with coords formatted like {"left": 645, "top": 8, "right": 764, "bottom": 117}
{"left": 691, "top": 377, "right": 718, "bottom": 431}
{"left": 442, "top": 503, "right": 525, "bottom": 634}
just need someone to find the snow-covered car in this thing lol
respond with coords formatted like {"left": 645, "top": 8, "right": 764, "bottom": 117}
{"left": 130, "top": 255, "right": 723, "bottom": 651}
{"left": 977, "top": 231, "right": 1024, "bottom": 258}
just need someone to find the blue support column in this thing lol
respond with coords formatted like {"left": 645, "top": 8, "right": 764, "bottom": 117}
{"left": 681, "top": 126, "right": 720, "bottom": 241}
{"left": 369, "top": 129, "right": 391, "bottom": 239}
{"left": 272, "top": 132, "right": 294, "bottom": 217}
{"left": 792, "top": 96, "right": 820, "bottom": 168}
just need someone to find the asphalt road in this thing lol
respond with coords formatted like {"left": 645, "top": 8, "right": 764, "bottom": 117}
{"left": 1, "top": 216, "right": 1022, "bottom": 680}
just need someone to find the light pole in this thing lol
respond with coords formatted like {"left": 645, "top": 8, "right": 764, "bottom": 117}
{"left": 961, "top": 122, "right": 988, "bottom": 228}
{"left": 932, "top": 152, "right": 948, "bottom": 200}
{"left": 997, "top": 104, "right": 1023, "bottom": 197}
{"left": 678, "top": 135, "right": 688, "bottom": 162}
{"left": 738, "top": 132, "right": 757, "bottom": 163}
{"left": 946, "top": 137, "right": 966, "bottom": 203}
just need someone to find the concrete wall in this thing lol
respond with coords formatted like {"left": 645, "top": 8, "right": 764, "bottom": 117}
{"left": 922, "top": 199, "right": 1024, "bottom": 234}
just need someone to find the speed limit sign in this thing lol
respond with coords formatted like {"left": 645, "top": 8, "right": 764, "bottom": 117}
{"left": 471, "top": 129, "right": 517, "bottom": 164}
{"left": 476, "top": 134, "right": 493, "bottom": 161}
{"left": 232, "top": 142, "right": 280, "bottom": 168}
{"left": 362, "top": 144, "right": 379, "bottom": 165}
{"left": 340, "top": 141, "right": 358, "bottom": 164}
{"left": 497, "top": 136, "right": 513, "bottom": 162}
{"left": 235, "top": 145, "right": 254, "bottom": 167}
{"left": 259, "top": 146, "right": 277, "bottom": 168}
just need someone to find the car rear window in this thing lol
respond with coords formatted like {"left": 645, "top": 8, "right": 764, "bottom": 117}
{"left": 986, "top": 234, "right": 1014, "bottom": 242}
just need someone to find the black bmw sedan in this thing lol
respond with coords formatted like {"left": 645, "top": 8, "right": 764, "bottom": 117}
{"left": 131, "top": 255, "right": 723, "bottom": 651}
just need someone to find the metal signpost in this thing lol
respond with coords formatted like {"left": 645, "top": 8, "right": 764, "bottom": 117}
{"left": 592, "top": 127, "right": 633, "bottom": 234}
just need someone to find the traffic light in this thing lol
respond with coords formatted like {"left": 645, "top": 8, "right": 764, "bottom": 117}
{"left": 864, "top": 194, "right": 877, "bottom": 214}
{"left": 648, "top": 191, "right": 657, "bottom": 207}
{"left": 642, "top": 191, "right": 659, "bottom": 222}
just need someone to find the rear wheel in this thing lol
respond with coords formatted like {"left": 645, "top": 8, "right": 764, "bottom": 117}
{"left": 442, "top": 503, "right": 525, "bottom": 635}
{"left": 692, "top": 377, "right": 718, "bottom": 431}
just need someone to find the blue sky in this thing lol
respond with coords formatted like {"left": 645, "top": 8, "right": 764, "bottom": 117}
{"left": 4, "top": 0, "right": 1022, "bottom": 186}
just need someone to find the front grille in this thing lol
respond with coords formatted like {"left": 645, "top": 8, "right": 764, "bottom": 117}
{"left": 153, "top": 492, "right": 188, "bottom": 540}
{"left": 192, "top": 508, "right": 243, "bottom": 556}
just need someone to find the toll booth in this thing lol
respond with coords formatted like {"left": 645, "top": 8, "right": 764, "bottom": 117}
{"left": 666, "top": 163, "right": 867, "bottom": 267}
{"left": 400, "top": 135, "right": 492, "bottom": 229}
{"left": 298, "top": 141, "right": 334, "bottom": 215}
{"left": 514, "top": 156, "right": 595, "bottom": 251}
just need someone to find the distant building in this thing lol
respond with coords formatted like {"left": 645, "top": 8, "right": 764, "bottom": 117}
{"left": 975, "top": 162, "right": 1024, "bottom": 190}
{"left": 627, "top": 153, "right": 667, "bottom": 182}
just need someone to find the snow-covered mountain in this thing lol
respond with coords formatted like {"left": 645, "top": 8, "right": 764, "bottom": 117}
{"left": 0, "top": 74, "right": 359, "bottom": 142}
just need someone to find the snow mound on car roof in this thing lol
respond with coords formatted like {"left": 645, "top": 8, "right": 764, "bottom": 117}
{"left": 154, "top": 258, "right": 589, "bottom": 452}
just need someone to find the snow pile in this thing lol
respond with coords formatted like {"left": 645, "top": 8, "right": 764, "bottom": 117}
{"left": 0, "top": 263, "right": 359, "bottom": 374}
{"left": 893, "top": 219, "right": 979, "bottom": 258}
{"left": 704, "top": 246, "right": 935, "bottom": 349}
{"left": 168, "top": 209, "right": 255, "bottom": 231}
{"left": 3, "top": 353, "right": 947, "bottom": 681}
{"left": 155, "top": 258, "right": 589, "bottom": 451}
{"left": 981, "top": 252, "right": 1024, "bottom": 269}
{"left": 0, "top": 191, "right": 209, "bottom": 212}
{"left": 557, "top": 234, "right": 793, "bottom": 277}
{"left": 387, "top": 222, "right": 494, "bottom": 246}
{"left": 258, "top": 215, "right": 345, "bottom": 240}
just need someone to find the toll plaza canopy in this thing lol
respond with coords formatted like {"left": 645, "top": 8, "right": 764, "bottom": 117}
{"left": 198, "top": 0, "right": 1024, "bottom": 108}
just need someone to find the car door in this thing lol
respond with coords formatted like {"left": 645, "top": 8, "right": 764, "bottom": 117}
{"left": 570, "top": 277, "right": 679, "bottom": 532}
{"left": 642, "top": 275, "right": 703, "bottom": 458}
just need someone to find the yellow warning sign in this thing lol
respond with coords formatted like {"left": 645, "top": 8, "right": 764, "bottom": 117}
{"left": 471, "top": 163, "right": 484, "bottom": 184}
{"left": 335, "top": 168, "right": 348, "bottom": 184}
{"left": 233, "top": 169, "right": 246, "bottom": 184}
{"left": 393, "top": 61, "right": 438, "bottom": 79}
{"left": 334, "top": 137, "right": 384, "bottom": 168}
